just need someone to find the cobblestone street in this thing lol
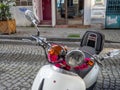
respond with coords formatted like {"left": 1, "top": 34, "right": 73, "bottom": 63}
{"left": 0, "top": 44, "right": 47, "bottom": 90}
{"left": 0, "top": 43, "right": 120, "bottom": 90}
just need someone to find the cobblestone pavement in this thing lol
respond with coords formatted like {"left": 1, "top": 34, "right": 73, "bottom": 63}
{"left": 0, "top": 44, "right": 47, "bottom": 90}
{"left": 94, "top": 54, "right": 120, "bottom": 90}
{"left": 0, "top": 43, "right": 120, "bottom": 90}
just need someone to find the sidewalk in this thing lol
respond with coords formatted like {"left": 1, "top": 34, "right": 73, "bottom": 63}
{"left": 0, "top": 26, "right": 120, "bottom": 42}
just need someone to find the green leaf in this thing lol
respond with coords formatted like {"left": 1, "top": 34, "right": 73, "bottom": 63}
{"left": 0, "top": 0, "right": 15, "bottom": 21}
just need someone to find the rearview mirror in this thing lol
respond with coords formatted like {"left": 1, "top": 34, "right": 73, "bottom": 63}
{"left": 25, "top": 10, "right": 39, "bottom": 25}
{"left": 25, "top": 10, "right": 40, "bottom": 36}
{"left": 107, "top": 49, "right": 120, "bottom": 57}
{"left": 100, "top": 49, "right": 120, "bottom": 61}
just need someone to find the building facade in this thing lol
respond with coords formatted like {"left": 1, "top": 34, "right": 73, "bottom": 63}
{"left": 11, "top": 0, "right": 106, "bottom": 27}
{"left": 33, "top": 0, "right": 92, "bottom": 27}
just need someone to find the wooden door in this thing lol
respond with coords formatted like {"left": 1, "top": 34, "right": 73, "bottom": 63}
{"left": 42, "top": 0, "right": 52, "bottom": 20}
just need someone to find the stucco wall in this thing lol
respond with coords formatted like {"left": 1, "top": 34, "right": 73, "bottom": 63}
{"left": 84, "top": 0, "right": 91, "bottom": 25}
{"left": 32, "top": 0, "right": 41, "bottom": 21}
{"left": 11, "top": 6, "right": 33, "bottom": 26}
{"left": 91, "top": 0, "right": 106, "bottom": 24}
{"left": 52, "top": 0, "right": 56, "bottom": 27}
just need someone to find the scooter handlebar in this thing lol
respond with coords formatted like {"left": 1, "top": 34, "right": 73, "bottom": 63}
{"left": 31, "top": 35, "right": 51, "bottom": 48}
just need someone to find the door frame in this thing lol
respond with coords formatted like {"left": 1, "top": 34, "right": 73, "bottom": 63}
{"left": 40, "top": 0, "right": 56, "bottom": 26}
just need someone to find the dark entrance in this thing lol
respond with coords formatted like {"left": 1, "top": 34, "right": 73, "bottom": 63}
{"left": 56, "top": 0, "right": 84, "bottom": 26}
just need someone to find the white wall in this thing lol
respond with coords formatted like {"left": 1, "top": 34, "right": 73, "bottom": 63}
{"left": 91, "top": 0, "right": 106, "bottom": 24}
{"left": 84, "top": 0, "right": 91, "bottom": 25}
{"left": 52, "top": 0, "right": 56, "bottom": 27}
{"left": 11, "top": 6, "right": 33, "bottom": 26}
{"left": 32, "top": 0, "right": 41, "bottom": 21}
{"left": 84, "top": 0, "right": 106, "bottom": 25}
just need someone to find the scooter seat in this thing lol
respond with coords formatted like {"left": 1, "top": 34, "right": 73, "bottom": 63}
{"left": 80, "top": 46, "right": 96, "bottom": 58}
{"left": 80, "top": 31, "right": 105, "bottom": 54}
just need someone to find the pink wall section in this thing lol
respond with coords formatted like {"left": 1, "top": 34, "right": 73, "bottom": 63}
{"left": 33, "top": 0, "right": 52, "bottom": 21}
{"left": 33, "top": 0, "right": 43, "bottom": 21}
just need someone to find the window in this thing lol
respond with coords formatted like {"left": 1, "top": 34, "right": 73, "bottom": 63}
{"left": 56, "top": 0, "right": 84, "bottom": 25}
{"left": 16, "top": 0, "right": 32, "bottom": 6}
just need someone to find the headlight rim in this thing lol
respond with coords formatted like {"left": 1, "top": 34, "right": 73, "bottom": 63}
{"left": 65, "top": 50, "right": 85, "bottom": 67}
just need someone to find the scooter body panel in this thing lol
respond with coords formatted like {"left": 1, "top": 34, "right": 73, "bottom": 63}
{"left": 32, "top": 65, "right": 86, "bottom": 90}
{"left": 83, "top": 63, "right": 99, "bottom": 88}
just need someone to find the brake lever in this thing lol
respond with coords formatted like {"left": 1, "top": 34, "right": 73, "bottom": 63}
{"left": 93, "top": 55, "right": 104, "bottom": 67}
{"left": 96, "top": 59, "right": 104, "bottom": 67}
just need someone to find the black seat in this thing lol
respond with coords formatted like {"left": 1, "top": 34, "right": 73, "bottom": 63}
{"left": 80, "top": 31, "right": 105, "bottom": 54}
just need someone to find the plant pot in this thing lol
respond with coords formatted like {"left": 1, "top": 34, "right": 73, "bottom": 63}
{"left": 0, "top": 19, "right": 16, "bottom": 34}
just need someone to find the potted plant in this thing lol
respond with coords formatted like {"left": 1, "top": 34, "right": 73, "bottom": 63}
{"left": 0, "top": 0, "right": 16, "bottom": 34}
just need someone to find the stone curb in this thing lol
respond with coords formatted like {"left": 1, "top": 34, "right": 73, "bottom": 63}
{"left": 0, "top": 36, "right": 120, "bottom": 44}
{"left": 0, "top": 39, "right": 80, "bottom": 47}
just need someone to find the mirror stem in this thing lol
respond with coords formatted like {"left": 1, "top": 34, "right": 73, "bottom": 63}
{"left": 36, "top": 27, "right": 40, "bottom": 36}
{"left": 37, "top": 31, "right": 40, "bottom": 36}
{"left": 35, "top": 24, "right": 40, "bottom": 36}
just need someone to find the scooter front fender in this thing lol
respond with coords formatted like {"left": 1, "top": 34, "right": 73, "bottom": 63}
{"left": 32, "top": 65, "right": 86, "bottom": 90}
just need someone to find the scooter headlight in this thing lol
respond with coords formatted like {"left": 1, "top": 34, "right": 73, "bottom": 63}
{"left": 65, "top": 50, "right": 85, "bottom": 67}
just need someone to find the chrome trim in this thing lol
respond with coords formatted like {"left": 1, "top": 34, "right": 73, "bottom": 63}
{"left": 65, "top": 50, "right": 85, "bottom": 67}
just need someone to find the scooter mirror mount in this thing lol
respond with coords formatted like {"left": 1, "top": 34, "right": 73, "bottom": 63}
{"left": 25, "top": 10, "right": 40, "bottom": 36}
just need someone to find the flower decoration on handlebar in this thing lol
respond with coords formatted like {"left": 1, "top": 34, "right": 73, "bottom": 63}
{"left": 48, "top": 44, "right": 67, "bottom": 63}
{"left": 48, "top": 44, "right": 71, "bottom": 70}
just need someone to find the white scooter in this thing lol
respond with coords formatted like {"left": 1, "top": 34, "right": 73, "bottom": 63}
{"left": 24, "top": 10, "right": 120, "bottom": 90}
